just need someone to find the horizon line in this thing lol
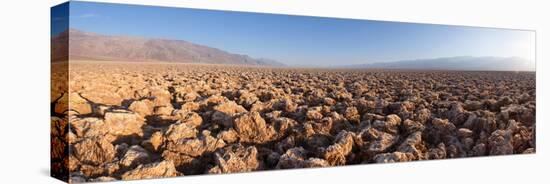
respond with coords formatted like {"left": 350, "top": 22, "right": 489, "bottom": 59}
{"left": 55, "top": 28, "right": 533, "bottom": 68}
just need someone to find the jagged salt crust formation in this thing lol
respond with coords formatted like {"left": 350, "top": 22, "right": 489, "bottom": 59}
{"left": 52, "top": 62, "right": 535, "bottom": 182}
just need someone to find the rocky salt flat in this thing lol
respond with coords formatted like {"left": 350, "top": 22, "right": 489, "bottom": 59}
{"left": 51, "top": 61, "right": 535, "bottom": 182}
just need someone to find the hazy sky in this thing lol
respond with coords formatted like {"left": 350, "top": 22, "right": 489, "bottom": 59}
{"left": 56, "top": 1, "right": 535, "bottom": 66}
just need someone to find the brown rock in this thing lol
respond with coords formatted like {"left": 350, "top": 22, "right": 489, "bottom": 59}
{"left": 208, "top": 144, "right": 260, "bottom": 173}
{"left": 372, "top": 114, "right": 401, "bottom": 134}
{"left": 173, "top": 110, "right": 203, "bottom": 128}
{"left": 160, "top": 151, "right": 198, "bottom": 173}
{"left": 238, "top": 90, "right": 259, "bottom": 107}
{"left": 276, "top": 146, "right": 329, "bottom": 169}
{"left": 180, "top": 102, "right": 200, "bottom": 112}
{"left": 234, "top": 112, "right": 275, "bottom": 144}
{"left": 104, "top": 110, "right": 146, "bottom": 137}
{"left": 277, "top": 147, "right": 309, "bottom": 169}
{"left": 271, "top": 117, "right": 298, "bottom": 138}
{"left": 128, "top": 99, "right": 154, "bottom": 117}
{"left": 153, "top": 105, "right": 174, "bottom": 116}
{"left": 217, "top": 129, "right": 239, "bottom": 144}
{"left": 501, "top": 104, "right": 535, "bottom": 126}
{"left": 90, "top": 176, "right": 117, "bottom": 182}
{"left": 303, "top": 158, "right": 330, "bottom": 168}
{"left": 120, "top": 145, "right": 150, "bottom": 168}
{"left": 142, "top": 131, "right": 164, "bottom": 152}
{"left": 362, "top": 128, "right": 399, "bottom": 153}
{"left": 497, "top": 96, "right": 513, "bottom": 108}
{"left": 488, "top": 130, "right": 514, "bottom": 155}
{"left": 211, "top": 101, "right": 248, "bottom": 127}
{"left": 396, "top": 131, "right": 426, "bottom": 160}
{"left": 402, "top": 119, "right": 425, "bottom": 134}
{"left": 323, "top": 131, "right": 355, "bottom": 166}
{"left": 415, "top": 108, "right": 431, "bottom": 124}
{"left": 164, "top": 121, "right": 197, "bottom": 143}
{"left": 323, "top": 97, "right": 336, "bottom": 106}
{"left": 428, "top": 143, "right": 447, "bottom": 159}
{"left": 121, "top": 160, "right": 179, "bottom": 180}
{"left": 70, "top": 117, "right": 106, "bottom": 138}
{"left": 344, "top": 107, "right": 360, "bottom": 123}
{"left": 471, "top": 143, "right": 487, "bottom": 156}
{"left": 431, "top": 118, "right": 455, "bottom": 131}
{"left": 69, "top": 93, "right": 92, "bottom": 115}
{"left": 165, "top": 130, "right": 226, "bottom": 157}
{"left": 81, "top": 89, "right": 123, "bottom": 106}
{"left": 373, "top": 152, "right": 413, "bottom": 163}
{"left": 150, "top": 88, "right": 172, "bottom": 106}
{"left": 464, "top": 100, "right": 483, "bottom": 111}
{"left": 306, "top": 109, "right": 323, "bottom": 120}
{"left": 73, "top": 137, "right": 116, "bottom": 166}
{"left": 457, "top": 128, "right": 473, "bottom": 138}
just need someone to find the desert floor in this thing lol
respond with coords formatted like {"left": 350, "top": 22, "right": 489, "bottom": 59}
{"left": 51, "top": 61, "right": 536, "bottom": 182}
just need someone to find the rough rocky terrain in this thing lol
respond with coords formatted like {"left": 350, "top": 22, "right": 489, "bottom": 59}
{"left": 52, "top": 61, "right": 536, "bottom": 182}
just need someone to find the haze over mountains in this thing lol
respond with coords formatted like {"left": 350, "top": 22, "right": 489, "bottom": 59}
{"left": 52, "top": 29, "right": 534, "bottom": 71}
{"left": 348, "top": 56, "right": 535, "bottom": 71}
{"left": 51, "top": 29, "right": 285, "bottom": 66}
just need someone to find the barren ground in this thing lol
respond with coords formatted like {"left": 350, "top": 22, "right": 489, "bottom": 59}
{"left": 51, "top": 61, "right": 536, "bottom": 182}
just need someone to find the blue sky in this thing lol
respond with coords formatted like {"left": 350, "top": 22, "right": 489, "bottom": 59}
{"left": 54, "top": 1, "right": 535, "bottom": 66}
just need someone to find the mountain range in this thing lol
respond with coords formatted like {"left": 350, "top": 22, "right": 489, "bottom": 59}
{"left": 52, "top": 29, "right": 534, "bottom": 71}
{"left": 51, "top": 29, "right": 285, "bottom": 66}
{"left": 347, "top": 56, "right": 535, "bottom": 71}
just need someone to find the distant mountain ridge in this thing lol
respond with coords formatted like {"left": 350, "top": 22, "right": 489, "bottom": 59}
{"left": 348, "top": 56, "right": 535, "bottom": 71}
{"left": 51, "top": 29, "right": 285, "bottom": 66}
{"left": 52, "top": 29, "right": 533, "bottom": 71}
